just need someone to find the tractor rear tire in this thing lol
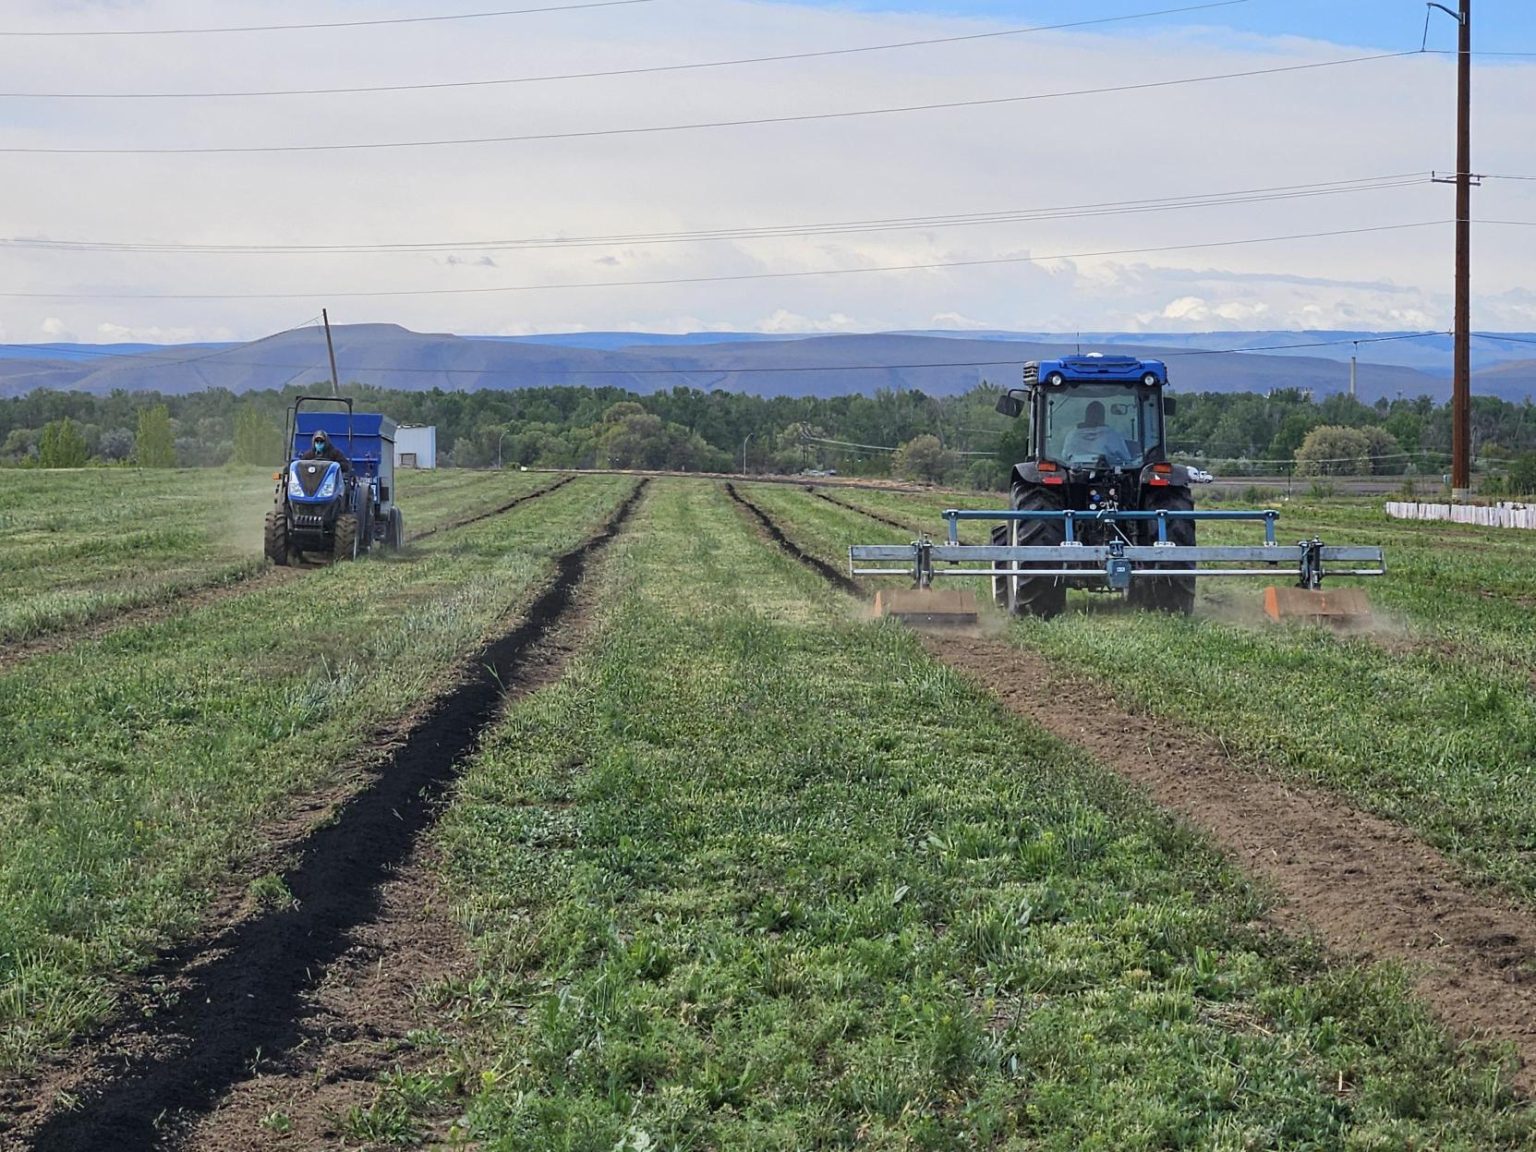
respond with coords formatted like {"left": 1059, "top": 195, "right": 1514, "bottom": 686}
{"left": 263, "top": 510, "right": 289, "bottom": 567}
{"left": 1004, "top": 483, "right": 1068, "bottom": 619}
{"left": 388, "top": 508, "right": 405, "bottom": 550}
{"left": 333, "top": 513, "right": 360, "bottom": 564}
{"left": 1132, "top": 487, "right": 1196, "bottom": 615}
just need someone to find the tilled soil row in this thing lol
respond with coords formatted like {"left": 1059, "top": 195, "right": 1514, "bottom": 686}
{"left": 406, "top": 473, "right": 575, "bottom": 543}
{"left": 724, "top": 483, "right": 859, "bottom": 595}
{"left": 808, "top": 487, "right": 919, "bottom": 533}
{"left": 737, "top": 492, "right": 1536, "bottom": 1091}
{"left": 15, "top": 479, "right": 648, "bottom": 1152}
{"left": 0, "top": 476, "right": 579, "bottom": 677}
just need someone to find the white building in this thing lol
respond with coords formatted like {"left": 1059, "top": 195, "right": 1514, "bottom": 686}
{"left": 395, "top": 425, "right": 437, "bottom": 470}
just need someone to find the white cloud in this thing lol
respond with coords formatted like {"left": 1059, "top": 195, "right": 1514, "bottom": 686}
{"left": 929, "top": 311, "right": 991, "bottom": 330}
{"left": 95, "top": 322, "right": 204, "bottom": 343}
{"left": 0, "top": 1, "right": 1531, "bottom": 342}
{"left": 756, "top": 309, "right": 862, "bottom": 333}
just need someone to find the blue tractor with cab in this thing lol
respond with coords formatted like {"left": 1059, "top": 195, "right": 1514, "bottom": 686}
{"left": 989, "top": 354, "right": 1194, "bottom": 617}
{"left": 264, "top": 396, "right": 404, "bottom": 565}
{"left": 849, "top": 353, "right": 1386, "bottom": 626}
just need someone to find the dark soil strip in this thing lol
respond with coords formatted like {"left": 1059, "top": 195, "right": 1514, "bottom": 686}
{"left": 408, "top": 473, "right": 576, "bottom": 542}
{"left": 928, "top": 633, "right": 1536, "bottom": 1092}
{"left": 21, "top": 479, "right": 647, "bottom": 1152}
{"left": 724, "top": 482, "right": 859, "bottom": 595}
{"left": 809, "top": 487, "right": 920, "bottom": 533}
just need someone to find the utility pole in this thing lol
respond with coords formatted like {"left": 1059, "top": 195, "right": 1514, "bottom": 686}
{"left": 1431, "top": 0, "right": 1474, "bottom": 497}
{"left": 1349, "top": 341, "right": 1358, "bottom": 400}
{"left": 322, "top": 308, "right": 341, "bottom": 398}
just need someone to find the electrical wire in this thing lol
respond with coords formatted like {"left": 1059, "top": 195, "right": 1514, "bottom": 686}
{"left": 0, "top": 1, "right": 1251, "bottom": 99}
{"left": 0, "top": 221, "right": 1452, "bottom": 300}
{"left": 0, "top": 1, "right": 655, "bottom": 38}
{"left": 0, "top": 330, "right": 1456, "bottom": 378}
{"left": 0, "top": 50, "right": 1419, "bottom": 155}
{"left": 0, "top": 174, "right": 1432, "bottom": 256}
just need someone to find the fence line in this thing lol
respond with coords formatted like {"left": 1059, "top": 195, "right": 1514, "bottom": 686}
{"left": 1385, "top": 501, "right": 1536, "bottom": 530}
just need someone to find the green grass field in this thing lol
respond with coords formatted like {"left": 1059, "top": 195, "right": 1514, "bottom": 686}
{"left": 783, "top": 483, "right": 1536, "bottom": 902}
{"left": 370, "top": 480, "right": 1531, "bottom": 1149}
{"left": 6, "top": 473, "right": 1536, "bottom": 1148}
{"left": 0, "top": 467, "right": 552, "bottom": 645}
{"left": 0, "top": 473, "right": 629, "bottom": 1070}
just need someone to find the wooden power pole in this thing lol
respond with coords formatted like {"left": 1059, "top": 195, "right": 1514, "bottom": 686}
{"left": 1433, "top": 0, "right": 1474, "bottom": 497}
{"left": 322, "top": 308, "right": 341, "bottom": 398}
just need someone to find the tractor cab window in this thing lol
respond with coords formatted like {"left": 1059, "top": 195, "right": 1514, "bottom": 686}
{"left": 1042, "top": 384, "right": 1161, "bottom": 469}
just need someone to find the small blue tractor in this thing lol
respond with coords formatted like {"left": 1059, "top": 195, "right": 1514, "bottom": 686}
{"left": 264, "top": 396, "right": 403, "bottom": 566}
{"left": 850, "top": 355, "right": 1385, "bottom": 624}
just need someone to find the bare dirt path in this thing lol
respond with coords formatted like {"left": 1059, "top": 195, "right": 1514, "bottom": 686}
{"left": 9, "top": 480, "right": 645, "bottom": 1151}
{"left": 928, "top": 632, "right": 1536, "bottom": 1089}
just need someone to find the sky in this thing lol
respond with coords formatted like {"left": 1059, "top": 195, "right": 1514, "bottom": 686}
{"left": 1, "top": 0, "right": 1533, "bottom": 345}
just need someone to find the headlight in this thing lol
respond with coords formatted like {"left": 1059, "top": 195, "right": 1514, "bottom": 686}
{"left": 287, "top": 467, "right": 304, "bottom": 499}
{"left": 318, "top": 468, "right": 338, "bottom": 499}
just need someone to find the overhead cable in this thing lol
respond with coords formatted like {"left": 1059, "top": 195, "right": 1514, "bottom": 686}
{"left": 0, "top": 1, "right": 655, "bottom": 38}
{"left": 0, "top": 1, "right": 1250, "bottom": 97}
{"left": 0, "top": 331, "right": 1453, "bottom": 377}
{"left": 0, "top": 51, "right": 1419, "bottom": 155}
{"left": 0, "top": 221, "right": 1452, "bottom": 300}
{"left": 0, "top": 174, "right": 1431, "bottom": 255}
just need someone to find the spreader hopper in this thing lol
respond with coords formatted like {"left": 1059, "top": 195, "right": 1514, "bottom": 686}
{"left": 873, "top": 588, "right": 979, "bottom": 627}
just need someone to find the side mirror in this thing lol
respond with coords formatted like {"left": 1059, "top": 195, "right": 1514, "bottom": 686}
{"left": 995, "top": 393, "right": 1025, "bottom": 419}
{"left": 1163, "top": 396, "right": 1178, "bottom": 417}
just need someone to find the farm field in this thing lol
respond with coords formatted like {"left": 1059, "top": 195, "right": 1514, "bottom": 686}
{"left": 798, "top": 482, "right": 1536, "bottom": 901}
{"left": 5, "top": 474, "right": 1536, "bottom": 1149}
{"left": 0, "top": 467, "right": 555, "bottom": 648}
{"left": 0, "top": 472, "right": 630, "bottom": 1076}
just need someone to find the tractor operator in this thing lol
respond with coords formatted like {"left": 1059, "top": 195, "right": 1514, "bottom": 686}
{"left": 1062, "top": 400, "right": 1133, "bottom": 465}
{"left": 303, "top": 429, "right": 352, "bottom": 474}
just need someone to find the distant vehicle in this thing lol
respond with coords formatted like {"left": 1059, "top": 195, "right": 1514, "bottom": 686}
{"left": 264, "top": 396, "right": 403, "bottom": 565}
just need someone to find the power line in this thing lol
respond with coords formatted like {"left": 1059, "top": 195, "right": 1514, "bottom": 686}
{"left": 1472, "top": 332, "right": 1536, "bottom": 346}
{"left": 0, "top": 221, "right": 1452, "bottom": 300}
{"left": 0, "top": 2, "right": 1252, "bottom": 99}
{"left": 1166, "top": 331, "right": 1450, "bottom": 357}
{"left": 0, "top": 329, "right": 1458, "bottom": 379}
{"left": 0, "top": 50, "right": 1418, "bottom": 155}
{"left": 0, "top": 174, "right": 1431, "bottom": 255}
{"left": 0, "top": 1, "right": 654, "bottom": 38}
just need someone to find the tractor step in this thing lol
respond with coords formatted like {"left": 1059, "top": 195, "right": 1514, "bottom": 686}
{"left": 1264, "top": 585, "right": 1373, "bottom": 625}
{"left": 874, "top": 588, "right": 979, "bottom": 627}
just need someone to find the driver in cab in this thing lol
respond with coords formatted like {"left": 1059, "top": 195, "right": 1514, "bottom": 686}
{"left": 1062, "top": 400, "right": 1132, "bottom": 465}
{"left": 302, "top": 429, "right": 353, "bottom": 475}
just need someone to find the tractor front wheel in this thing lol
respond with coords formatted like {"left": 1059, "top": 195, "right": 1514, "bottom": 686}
{"left": 1002, "top": 483, "right": 1067, "bottom": 619}
{"left": 1132, "top": 487, "right": 1196, "bottom": 615}
{"left": 263, "top": 510, "right": 290, "bottom": 567}
{"left": 333, "top": 513, "right": 360, "bottom": 564}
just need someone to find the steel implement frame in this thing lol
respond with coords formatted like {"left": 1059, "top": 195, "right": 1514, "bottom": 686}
{"left": 939, "top": 507, "right": 1281, "bottom": 546}
{"left": 847, "top": 506, "right": 1386, "bottom": 591}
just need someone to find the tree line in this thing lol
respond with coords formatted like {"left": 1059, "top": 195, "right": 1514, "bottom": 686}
{"left": 3, "top": 380, "right": 1534, "bottom": 491}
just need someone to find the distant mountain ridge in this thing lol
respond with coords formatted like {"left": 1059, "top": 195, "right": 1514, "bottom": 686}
{"left": 4, "top": 324, "right": 1535, "bottom": 403}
